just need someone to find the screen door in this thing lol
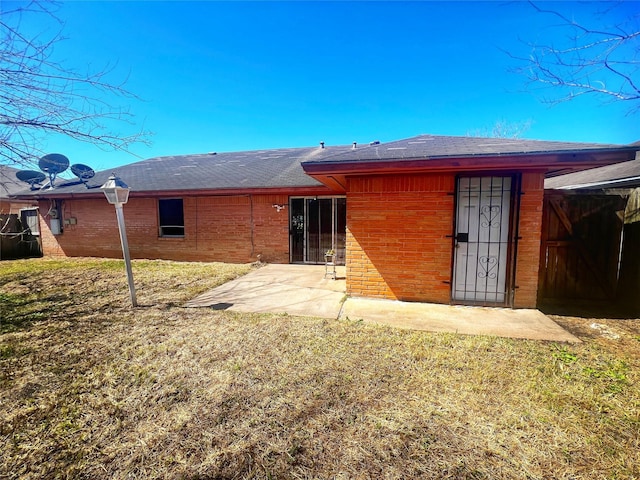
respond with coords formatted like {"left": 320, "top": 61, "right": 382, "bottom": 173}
{"left": 452, "top": 176, "right": 512, "bottom": 303}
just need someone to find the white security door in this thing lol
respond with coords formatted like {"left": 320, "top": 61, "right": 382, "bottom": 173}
{"left": 452, "top": 176, "right": 512, "bottom": 303}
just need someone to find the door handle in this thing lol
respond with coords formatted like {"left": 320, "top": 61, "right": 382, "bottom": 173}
{"left": 456, "top": 233, "right": 469, "bottom": 243}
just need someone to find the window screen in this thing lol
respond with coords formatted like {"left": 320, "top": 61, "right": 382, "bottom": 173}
{"left": 158, "top": 199, "right": 185, "bottom": 237}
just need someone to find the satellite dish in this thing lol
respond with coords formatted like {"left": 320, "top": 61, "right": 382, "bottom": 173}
{"left": 16, "top": 170, "right": 47, "bottom": 190}
{"left": 39, "top": 153, "right": 69, "bottom": 174}
{"left": 70, "top": 163, "right": 95, "bottom": 189}
{"left": 70, "top": 163, "right": 95, "bottom": 180}
{"left": 38, "top": 153, "right": 70, "bottom": 188}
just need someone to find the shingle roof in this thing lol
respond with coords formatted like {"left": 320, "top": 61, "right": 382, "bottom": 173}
{"left": 0, "top": 165, "right": 27, "bottom": 198}
{"left": 10, "top": 134, "right": 639, "bottom": 197}
{"left": 12, "top": 144, "right": 355, "bottom": 196}
{"left": 110, "top": 145, "right": 349, "bottom": 191}
{"left": 545, "top": 157, "right": 640, "bottom": 190}
{"left": 302, "top": 134, "right": 637, "bottom": 165}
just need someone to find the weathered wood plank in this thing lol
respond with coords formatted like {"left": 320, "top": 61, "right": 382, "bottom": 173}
{"left": 539, "top": 194, "right": 625, "bottom": 303}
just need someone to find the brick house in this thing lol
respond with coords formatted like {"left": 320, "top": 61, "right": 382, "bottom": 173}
{"left": 16, "top": 135, "right": 638, "bottom": 308}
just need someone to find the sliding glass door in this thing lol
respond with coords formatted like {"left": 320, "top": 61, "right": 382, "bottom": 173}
{"left": 290, "top": 197, "right": 346, "bottom": 264}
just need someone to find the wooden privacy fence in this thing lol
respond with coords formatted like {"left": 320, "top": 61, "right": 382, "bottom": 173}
{"left": 0, "top": 213, "right": 42, "bottom": 260}
{"left": 538, "top": 193, "right": 626, "bottom": 306}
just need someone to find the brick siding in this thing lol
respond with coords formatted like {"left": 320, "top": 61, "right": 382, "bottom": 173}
{"left": 39, "top": 171, "right": 545, "bottom": 307}
{"left": 346, "top": 172, "right": 545, "bottom": 308}
{"left": 346, "top": 174, "right": 455, "bottom": 303}
{"left": 513, "top": 172, "right": 545, "bottom": 307}
{"left": 38, "top": 194, "right": 291, "bottom": 263}
{"left": 0, "top": 199, "right": 35, "bottom": 215}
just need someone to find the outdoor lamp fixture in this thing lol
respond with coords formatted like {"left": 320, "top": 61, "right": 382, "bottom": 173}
{"left": 100, "top": 174, "right": 137, "bottom": 307}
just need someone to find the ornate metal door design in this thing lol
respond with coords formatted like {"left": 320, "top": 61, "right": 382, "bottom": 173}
{"left": 452, "top": 176, "right": 512, "bottom": 304}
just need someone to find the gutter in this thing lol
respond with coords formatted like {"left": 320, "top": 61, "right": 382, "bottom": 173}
{"left": 13, "top": 185, "right": 340, "bottom": 201}
{"left": 549, "top": 175, "right": 640, "bottom": 191}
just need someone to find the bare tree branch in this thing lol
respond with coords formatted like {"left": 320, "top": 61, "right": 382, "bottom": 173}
{"left": 506, "top": 1, "right": 640, "bottom": 114}
{"left": 467, "top": 119, "right": 533, "bottom": 139}
{"left": 0, "top": 1, "right": 151, "bottom": 170}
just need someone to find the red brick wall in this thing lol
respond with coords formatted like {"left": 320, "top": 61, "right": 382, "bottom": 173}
{"left": 0, "top": 199, "right": 12, "bottom": 214}
{"left": 39, "top": 194, "right": 291, "bottom": 263}
{"left": 252, "top": 195, "right": 291, "bottom": 264}
{"left": 513, "top": 172, "right": 545, "bottom": 308}
{"left": 346, "top": 174, "right": 456, "bottom": 303}
{"left": 37, "top": 172, "right": 545, "bottom": 307}
{"left": 346, "top": 172, "right": 545, "bottom": 308}
{"left": 0, "top": 199, "right": 35, "bottom": 215}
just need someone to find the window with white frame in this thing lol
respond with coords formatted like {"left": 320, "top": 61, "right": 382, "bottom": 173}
{"left": 158, "top": 199, "right": 185, "bottom": 237}
{"left": 20, "top": 208, "right": 40, "bottom": 235}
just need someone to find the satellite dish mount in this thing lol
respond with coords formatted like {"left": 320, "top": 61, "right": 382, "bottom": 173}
{"left": 38, "top": 153, "right": 70, "bottom": 189}
{"left": 15, "top": 170, "right": 47, "bottom": 190}
{"left": 16, "top": 153, "right": 96, "bottom": 191}
{"left": 71, "top": 163, "right": 96, "bottom": 189}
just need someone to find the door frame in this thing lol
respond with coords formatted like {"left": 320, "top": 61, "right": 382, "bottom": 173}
{"left": 289, "top": 196, "right": 346, "bottom": 264}
{"left": 450, "top": 173, "right": 521, "bottom": 307}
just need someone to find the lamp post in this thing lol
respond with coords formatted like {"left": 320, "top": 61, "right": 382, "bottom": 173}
{"left": 100, "top": 174, "right": 137, "bottom": 307}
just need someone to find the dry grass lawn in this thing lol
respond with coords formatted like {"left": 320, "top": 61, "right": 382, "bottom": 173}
{"left": 1, "top": 258, "right": 639, "bottom": 479}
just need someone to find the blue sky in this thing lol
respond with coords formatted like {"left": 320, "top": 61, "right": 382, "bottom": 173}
{"left": 9, "top": 1, "right": 640, "bottom": 171}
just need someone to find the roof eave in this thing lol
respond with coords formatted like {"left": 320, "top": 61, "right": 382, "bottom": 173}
{"left": 15, "top": 184, "right": 341, "bottom": 201}
{"left": 302, "top": 149, "right": 639, "bottom": 187}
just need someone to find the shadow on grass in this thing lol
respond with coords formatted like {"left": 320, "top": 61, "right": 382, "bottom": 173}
{"left": 0, "top": 292, "right": 39, "bottom": 334}
{"left": 0, "top": 291, "right": 122, "bottom": 335}
{"left": 210, "top": 302, "right": 234, "bottom": 311}
{"left": 539, "top": 300, "right": 639, "bottom": 320}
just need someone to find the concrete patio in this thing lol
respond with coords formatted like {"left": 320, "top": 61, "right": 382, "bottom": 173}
{"left": 186, "top": 264, "right": 580, "bottom": 343}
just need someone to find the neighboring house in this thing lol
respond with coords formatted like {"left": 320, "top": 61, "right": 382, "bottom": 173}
{"left": 543, "top": 153, "right": 640, "bottom": 312}
{"left": 14, "top": 134, "right": 639, "bottom": 308}
{"left": 545, "top": 155, "right": 640, "bottom": 191}
{"left": 0, "top": 165, "right": 41, "bottom": 259}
